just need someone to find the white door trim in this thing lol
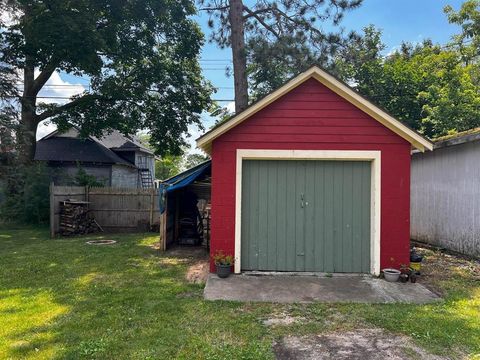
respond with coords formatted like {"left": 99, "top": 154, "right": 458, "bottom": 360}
{"left": 234, "top": 149, "right": 381, "bottom": 275}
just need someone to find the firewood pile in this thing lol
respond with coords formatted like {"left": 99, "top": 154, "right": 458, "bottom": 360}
{"left": 59, "top": 200, "right": 102, "bottom": 236}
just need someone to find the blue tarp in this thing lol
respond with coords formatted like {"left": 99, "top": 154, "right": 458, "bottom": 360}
{"left": 159, "top": 160, "right": 211, "bottom": 213}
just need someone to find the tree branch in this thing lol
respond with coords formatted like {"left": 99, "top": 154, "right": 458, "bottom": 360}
{"left": 199, "top": 5, "right": 229, "bottom": 11}
{"left": 30, "top": 63, "right": 57, "bottom": 96}
{"left": 243, "top": 6, "right": 280, "bottom": 39}
{"left": 243, "top": 7, "right": 272, "bottom": 20}
{"left": 35, "top": 94, "right": 101, "bottom": 122}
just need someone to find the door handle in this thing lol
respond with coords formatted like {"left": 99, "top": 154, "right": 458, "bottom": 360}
{"left": 300, "top": 193, "right": 304, "bottom": 208}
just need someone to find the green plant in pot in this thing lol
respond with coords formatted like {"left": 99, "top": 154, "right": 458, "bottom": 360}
{"left": 212, "top": 251, "right": 234, "bottom": 278}
{"left": 399, "top": 264, "right": 410, "bottom": 283}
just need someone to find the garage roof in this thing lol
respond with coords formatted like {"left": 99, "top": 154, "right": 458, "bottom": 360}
{"left": 197, "top": 66, "right": 433, "bottom": 153}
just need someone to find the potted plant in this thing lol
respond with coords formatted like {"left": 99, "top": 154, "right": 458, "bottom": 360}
{"left": 212, "top": 250, "right": 234, "bottom": 278}
{"left": 409, "top": 270, "right": 417, "bottom": 283}
{"left": 399, "top": 264, "right": 410, "bottom": 283}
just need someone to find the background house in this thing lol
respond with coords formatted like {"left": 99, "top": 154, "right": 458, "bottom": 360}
{"left": 411, "top": 128, "right": 480, "bottom": 258}
{"left": 35, "top": 128, "right": 155, "bottom": 188}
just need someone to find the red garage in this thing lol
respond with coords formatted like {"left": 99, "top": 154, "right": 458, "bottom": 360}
{"left": 197, "top": 66, "right": 432, "bottom": 275}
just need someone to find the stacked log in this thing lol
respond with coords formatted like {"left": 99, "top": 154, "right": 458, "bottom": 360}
{"left": 59, "top": 200, "right": 100, "bottom": 236}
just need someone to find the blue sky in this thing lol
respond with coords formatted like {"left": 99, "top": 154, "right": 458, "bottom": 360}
{"left": 39, "top": 0, "right": 467, "bottom": 147}
{"left": 196, "top": 0, "right": 466, "bottom": 106}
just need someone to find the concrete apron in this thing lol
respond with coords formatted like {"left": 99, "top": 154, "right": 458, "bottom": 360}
{"left": 204, "top": 274, "right": 440, "bottom": 304}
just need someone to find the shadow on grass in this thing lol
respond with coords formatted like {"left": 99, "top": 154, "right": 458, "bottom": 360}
{"left": 0, "top": 229, "right": 273, "bottom": 359}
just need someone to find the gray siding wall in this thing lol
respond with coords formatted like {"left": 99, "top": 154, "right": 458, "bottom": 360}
{"left": 411, "top": 141, "right": 480, "bottom": 257}
{"left": 51, "top": 164, "right": 111, "bottom": 186}
{"left": 135, "top": 152, "right": 155, "bottom": 179}
{"left": 111, "top": 165, "right": 138, "bottom": 188}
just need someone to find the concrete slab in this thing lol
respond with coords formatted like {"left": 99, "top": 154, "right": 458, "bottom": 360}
{"left": 204, "top": 274, "right": 440, "bottom": 303}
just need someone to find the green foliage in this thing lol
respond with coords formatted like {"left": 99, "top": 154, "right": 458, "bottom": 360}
{"left": 74, "top": 166, "right": 105, "bottom": 187}
{"left": 334, "top": 25, "right": 480, "bottom": 138}
{"left": 184, "top": 153, "right": 209, "bottom": 169}
{"left": 247, "top": 35, "right": 318, "bottom": 102}
{"left": 445, "top": 0, "right": 480, "bottom": 62}
{"left": 155, "top": 155, "right": 183, "bottom": 180}
{"left": 243, "top": 3, "right": 480, "bottom": 139}
{"left": 212, "top": 250, "right": 234, "bottom": 265}
{"left": 0, "top": 163, "right": 53, "bottom": 224}
{"left": 200, "top": 0, "right": 362, "bottom": 107}
{"left": 1, "top": 0, "right": 213, "bottom": 158}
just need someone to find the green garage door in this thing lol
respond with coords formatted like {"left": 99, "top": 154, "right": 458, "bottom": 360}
{"left": 241, "top": 160, "right": 371, "bottom": 273}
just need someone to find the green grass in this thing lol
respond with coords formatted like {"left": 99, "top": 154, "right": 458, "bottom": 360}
{"left": 0, "top": 227, "right": 478, "bottom": 359}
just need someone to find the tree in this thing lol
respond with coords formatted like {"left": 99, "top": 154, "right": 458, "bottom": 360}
{"left": 199, "top": 0, "right": 362, "bottom": 112}
{"left": 333, "top": 26, "right": 480, "bottom": 138}
{"left": 184, "top": 153, "right": 209, "bottom": 169}
{"left": 445, "top": 0, "right": 480, "bottom": 64}
{"left": 155, "top": 155, "right": 183, "bottom": 180}
{"left": 1, "top": 0, "right": 212, "bottom": 164}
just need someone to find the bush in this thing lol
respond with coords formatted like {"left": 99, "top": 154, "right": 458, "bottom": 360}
{"left": 0, "top": 163, "right": 54, "bottom": 224}
{"left": 74, "top": 165, "right": 105, "bottom": 187}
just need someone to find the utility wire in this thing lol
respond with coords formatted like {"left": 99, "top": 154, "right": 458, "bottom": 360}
{"left": 14, "top": 83, "right": 234, "bottom": 89}
{"left": 5, "top": 95, "right": 235, "bottom": 101}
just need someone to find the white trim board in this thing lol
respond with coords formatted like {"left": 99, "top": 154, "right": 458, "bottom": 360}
{"left": 234, "top": 149, "right": 381, "bottom": 275}
{"left": 197, "top": 66, "right": 433, "bottom": 153}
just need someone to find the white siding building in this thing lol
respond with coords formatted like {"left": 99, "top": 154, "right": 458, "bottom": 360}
{"left": 411, "top": 129, "right": 480, "bottom": 257}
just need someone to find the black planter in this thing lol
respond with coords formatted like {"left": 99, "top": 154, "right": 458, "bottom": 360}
{"left": 216, "top": 263, "right": 232, "bottom": 278}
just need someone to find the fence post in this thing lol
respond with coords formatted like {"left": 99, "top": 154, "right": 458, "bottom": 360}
{"left": 149, "top": 187, "right": 154, "bottom": 229}
{"left": 49, "top": 182, "right": 55, "bottom": 238}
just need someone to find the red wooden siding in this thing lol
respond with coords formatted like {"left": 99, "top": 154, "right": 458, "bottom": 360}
{"left": 210, "top": 78, "right": 411, "bottom": 272}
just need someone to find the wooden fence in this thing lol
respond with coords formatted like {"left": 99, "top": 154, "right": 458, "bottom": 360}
{"left": 50, "top": 184, "right": 160, "bottom": 237}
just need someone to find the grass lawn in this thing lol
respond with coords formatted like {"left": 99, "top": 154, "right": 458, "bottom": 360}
{"left": 0, "top": 227, "right": 478, "bottom": 359}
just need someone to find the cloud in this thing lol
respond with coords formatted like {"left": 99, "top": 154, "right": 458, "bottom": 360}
{"left": 0, "top": 7, "right": 21, "bottom": 27}
{"left": 36, "top": 71, "right": 85, "bottom": 105}
{"left": 36, "top": 71, "right": 86, "bottom": 139}
{"left": 226, "top": 101, "right": 235, "bottom": 113}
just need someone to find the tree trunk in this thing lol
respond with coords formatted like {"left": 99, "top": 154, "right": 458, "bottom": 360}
{"left": 229, "top": 0, "right": 248, "bottom": 113}
{"left": 17, "top": 60, "right": 39, "bottom": 165}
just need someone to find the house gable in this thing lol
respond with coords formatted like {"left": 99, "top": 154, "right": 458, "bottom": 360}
{"left": 215, "top": 78, "right": 410, "bottom": 148}
{"left": 197, "top": 66, "right": 433, "bottom": 152}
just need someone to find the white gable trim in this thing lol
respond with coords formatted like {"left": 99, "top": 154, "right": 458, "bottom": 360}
{"left": 197, "top": 66, "right": 433, "bottom": 153}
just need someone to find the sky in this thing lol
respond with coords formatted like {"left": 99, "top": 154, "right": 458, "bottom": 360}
{"left": 36, "top": 0, "right": 467, "bottom": 151}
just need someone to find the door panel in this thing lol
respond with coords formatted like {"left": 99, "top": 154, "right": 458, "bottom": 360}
{"left": 241, "top": 160, "right": 371, "bottom": 272}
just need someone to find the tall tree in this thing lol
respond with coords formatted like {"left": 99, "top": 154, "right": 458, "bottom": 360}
{"left": 0, "top": 0, "right": 212, "bottom": 164}
{"left": 199, "top": 0, "right": 362, "bottom": 113}
{"left": 334, "top": 25, "right": 480, "bottom": 138}
{"left": 445, "top": 0, "right": 480, "bottom": 63}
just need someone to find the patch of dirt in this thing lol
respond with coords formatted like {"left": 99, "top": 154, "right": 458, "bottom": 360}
{"left": 167, "top": 246, "right": 208, "bottom": 260}
{"left": 263, "top": 313, "right": 306, "bottom": 327}
{"left": 273, "top": 329, "right": 447, "bottom": 360}
{"left": 185, "top": 260, "right": 209, "bottom": 284}
{"left": 153, "top": 245, "right": 210, "bottom": 283}
{"left": 413, "top": 244, "right": 480, "bottom": 295}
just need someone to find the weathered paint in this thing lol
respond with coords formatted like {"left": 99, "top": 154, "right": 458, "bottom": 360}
{"left": 241, "top": 160, "right": 371, "bottom": 272}
{"left": 111, "top": 165, "right": 139, "bottom": 188}
{"left": 411, "top": 141, "right": 480, "bottom": 257}
{"left": 210, "top": 78, "right": 412, "bottom": 272}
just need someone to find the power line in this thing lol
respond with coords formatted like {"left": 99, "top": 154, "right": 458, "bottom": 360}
{"left": 7, "top": 95, "right": 235, "bottom": 101}
{"left": 200, "top": 59, "right": 232, "bottom": 62}
{"left": 14, "top": 83, "right": 233, "bottom": 89}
